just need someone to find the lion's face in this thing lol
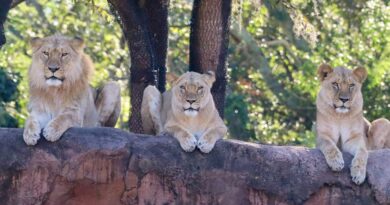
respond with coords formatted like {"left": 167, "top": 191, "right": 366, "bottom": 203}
{"left": 29, "top": 34, "right": 85, "bottom": 87}
{"left": 317, "top": 64, "right": 367, "bottom": 114}
{"left": 172, "top": 71, "right": 215, "bottom": 117}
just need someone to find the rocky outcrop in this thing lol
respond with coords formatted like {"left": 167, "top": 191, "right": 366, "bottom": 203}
{"left": 0, "top": 128, "right": 388, "bottom": 205}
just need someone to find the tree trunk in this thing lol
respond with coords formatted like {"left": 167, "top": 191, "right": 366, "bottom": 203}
{"left": 108, "top": 0, "right": 168, "bottom": 133}
{"left": 189, "top": 0, "right": 232, "bottom": 118}
{"left": 0, "top": 0, "right": 12, "bottom": 48}
{"left": 143, "top": 0, "right": 169, "bottom": 93}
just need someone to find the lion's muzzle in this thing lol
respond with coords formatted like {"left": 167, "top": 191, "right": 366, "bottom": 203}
{"left": 183, "top": 107, "right": 200, "bottom": 117}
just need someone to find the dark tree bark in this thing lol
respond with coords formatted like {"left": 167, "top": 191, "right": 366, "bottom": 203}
{"left": 108, "top": 0, "right": 169, "bottom": 133}
{"left": 189, "top": 0, "right": 232, "bottom": 118}
{"left": 0, "top": 0, "right": 12, "bottom": 48}
{"left": 108, "top": 0, "right": 154, "bottom": 133}
{"left": 143, "top": 0, "right": 169, "bottom": 93}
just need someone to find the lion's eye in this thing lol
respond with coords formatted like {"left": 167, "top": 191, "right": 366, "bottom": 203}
{"left": 349, "top": 84, "right": 355, "bottom": 88}
{"left": 179, "top": 85, "right": 185, "bottom": 94}
{"left": 43, "top": 51, "right": 49, "bottom": 56}
{"left": 61, "top": 53, "right": 69, "bottom": 57}
{"left": 197, "top": 86, "right": 204, "bottom": 93}
{"left": 332, "top": 82, "right": 339, "bottom": 89}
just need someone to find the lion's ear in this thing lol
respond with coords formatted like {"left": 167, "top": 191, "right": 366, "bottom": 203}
{"left": 353, "top": 66, "right": 367, "bottom": 83}
{"left": 317, "top": 63, "right": 333, "bottom": 81}
{"left": 30, "top": 37, "right": 43, "bottom": 49}
{"left": 171, "top": 72, "right": 185, "bottom": 87}
{"left": 166, "top": 72, "right": 179, "bottom": 86}
{"left": 203, "top": 71, "right": 215, "bottom": 86}
{"left": 70, "top": 37, "right": 84, "bottom": 51}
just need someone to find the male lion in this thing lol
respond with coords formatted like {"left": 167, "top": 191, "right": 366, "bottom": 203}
{"left": 141, "top": 71, "right": 227, "bottom": 153}
{"left": 367, "top": 118, "right": 390, "bottom": 150}
{"left": 23, "top": 34, "right": 121, "bottom": 146}
{"left": 316, "top": 63, "right": 368, "bottom": 185}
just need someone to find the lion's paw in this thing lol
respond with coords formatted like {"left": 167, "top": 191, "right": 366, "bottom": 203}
{"left": 23, "top": 120, "right": 41, "bottom": 146}
{"left": 325, "top": 151, "right": 344, "bottom": 171}
{"left": 178, "top": 135, "right": 197, "bottom": 152}
{"left": 197, "top": 137, "right": 216, "bottom": 153}
{"left": 23, "top": 128, "right": 41, "bottom": 146}
{"left": 351, "top": 167, "right": 366, "bottom": 185}
{"left": 350, "top": 158, "right": 367, "bottom": 185}
{"left": 43, "top": 124, "right": 64, "bottom": 142}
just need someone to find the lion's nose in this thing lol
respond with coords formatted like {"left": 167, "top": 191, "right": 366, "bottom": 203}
{"left": 48, "top": 66, "right": 60, "bottom": 73}
{"left": 186, "top": 99, "right": 196, "bottom": 104}
{"left": 339, "top": 97, "right": 349, "bottom": 103}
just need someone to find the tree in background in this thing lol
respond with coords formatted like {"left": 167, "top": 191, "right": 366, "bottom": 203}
{"left": 108, "top": 0, "right": 170, "bottom": 133}
{"left": 1, "top": 0, "right": 390, "bottom": 147}
{"left": 189, "top": 0, "right": 232, "bottom": 118}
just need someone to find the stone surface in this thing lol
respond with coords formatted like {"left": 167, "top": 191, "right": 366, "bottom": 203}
{"left": 0, "top": 128, "right": 388, "bottom": 205}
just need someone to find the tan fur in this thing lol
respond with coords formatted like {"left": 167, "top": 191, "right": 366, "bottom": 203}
{"left": 23, "top": 34, "right": 121, "bottom": 146}
{"left": 141, "top": 71, "right": 227, "bottom": 153}
{"left": 367, "top": 118, "right": 390, "bottom": 150}
{"left": 316, "top": 63, "right": 368, "bottom": 185}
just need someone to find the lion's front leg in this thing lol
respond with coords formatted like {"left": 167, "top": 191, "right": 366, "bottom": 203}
{"left": 165, "top": 123, "right": 197, "bottom": 152}
{"left": 95, "top": 81, "right": 121, "bottom": 127}
{"left": 23, "top": 115, "right": 41, "bottom": 146}
{"left": 343, "top": 134, "right": 368, "bottom": 185}
{"left": 43, "top": 109, "right": 82, "bottom": 142}
{"left": 317, "top": 133, "right": 344, "bottom": 172}
{"left": 197, "top": 125, "right": 227, "bottom": 153}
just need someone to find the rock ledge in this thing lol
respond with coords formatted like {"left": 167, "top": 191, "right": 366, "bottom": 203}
{"left": 0, "top": 128, "right": 388, "bottom": 205}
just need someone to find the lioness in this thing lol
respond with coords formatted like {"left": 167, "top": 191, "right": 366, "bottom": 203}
{"left": 141, "top": 71, "right": 227, "bottom": 153}
{"left": 23, "top": 34, "right": 121, "bottom": 145}
{"left": 316, "top": 63, "right": 368, "bottom": 185}
{"left": 367, "top": 118, "right": 390, "bottom": 150}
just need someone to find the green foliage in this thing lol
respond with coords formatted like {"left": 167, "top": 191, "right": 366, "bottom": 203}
{"left": 1, "top": 0, "right": 390, "bottom": 148}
